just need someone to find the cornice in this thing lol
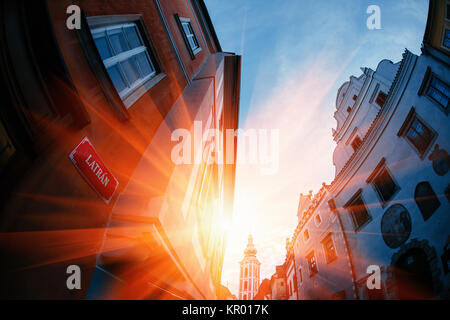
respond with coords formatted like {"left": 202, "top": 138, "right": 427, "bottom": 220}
{"left": 329, "top": 50, "right": 417, "bottom": 196}
{"left": 334, "top": 70, "right": 374, "bottom": 143}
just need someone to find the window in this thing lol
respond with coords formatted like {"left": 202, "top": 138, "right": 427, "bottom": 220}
{"left": 375, "top": 91, "right": 387, "bottom": 107}
{"left": 303, "top": 229, "right": 309, "bottom": 242}
{"left": 306, "top": 251, "right": 318, "bottom": 276}
{"left": 328, "top": 198, "right": 337, "bottom": 212}
{"left": 243, "top": 294, "right": 247, "bottom": 300}
{"left": 398, "top": 109, "right": 437, "bottom": 158}
{"left": 289, "top": 281, "right": 292, "bottom": 296}
{"left": 426, "top": 76, "right": 450, "bottom": 112}
{"left": 90, "top": 21, "right": 158, "bottom": 107}
{"left": 369, "top": 163, "right": 399, "bottom": 205}
{"left": 244, "top": 267, "right": 248, "bottom": 277}
{"left": 415, "top": 181, "right": 441, "bottom": 221}
{"left": 322, "top": 233, "right": 337, "bottom": 264}
{"left": 347, "top": 106, "right": 352, "bottom": 113}
{"left": 352, "top": 95, "right": 358, "bottom": 101}
{"left": 351, "top": 136, "right": 362, "bottom": 152}
{"left": 175, "top": 15, "right": 201, "bottom": 59}
{"left": 244, "top": 281, "right": 248, "bottom": 290}
{"left": 443, "top": 28, "right": 450, "bottom": 49}
{"left": 298, "top": 267, "right": 303, "bottom": 283}
{"left": 345, "top": 190, "right": 371, "bottom": 232}
{"left": 315, "top": 214, "right": 322, "bottom": 226}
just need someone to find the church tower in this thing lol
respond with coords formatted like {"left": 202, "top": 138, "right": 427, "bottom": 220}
{"left": 239, "top": 235, "right": 260, "bottom": 300}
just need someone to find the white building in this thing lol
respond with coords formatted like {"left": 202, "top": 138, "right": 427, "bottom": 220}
{"left": 290, "top": 0, "right": 450, "bottom": 299}
{"left": 239, "top": 235, "right": 261, "bottom": 300}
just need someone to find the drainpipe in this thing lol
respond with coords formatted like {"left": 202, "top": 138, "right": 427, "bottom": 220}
{"left": 335, "top": 209, "right": 359, "bottom": 300}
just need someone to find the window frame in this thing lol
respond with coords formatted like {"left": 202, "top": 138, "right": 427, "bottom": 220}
{"left": 397, "top": 108, "right": 438, "bottom": 159}
{"left": 419, "top": 67, "right": 450, "bottom": 114}
{"left": 344, "top": 189, "right": 372, "bottom": 232}
{"left": 321, "top": 233, "right": 338, "bottom": 264}
{"left": 85, "top": 15, "right": 165, "bottom": 110}
{"left": 414, "top": 181, "right": 441, "bottom": 221}
{"left": 174, "top": 14, "right": 202, "bottom": 59}
{"left": 375, "top": 91, "right": 388, "bottom": 107}
{"left": 351, "top": 135, "right": 362, "bottom": 152}
{"left": 306, "top": 251, "right": 319, "bottom": 277}
{"left": 367, "top": 158, "right": 400, "bottom": 207}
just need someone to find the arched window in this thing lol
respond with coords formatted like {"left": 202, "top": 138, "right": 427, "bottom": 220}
{"left": 415, "top": 181, "right": 441, "bottom": 221}
{"left": 244, "top": 267, "right": 248, "bottom": 277}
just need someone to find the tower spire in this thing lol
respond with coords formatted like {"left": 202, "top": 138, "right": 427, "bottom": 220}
{"left": 239, "top": 234, "right": 261, "bottom": 300}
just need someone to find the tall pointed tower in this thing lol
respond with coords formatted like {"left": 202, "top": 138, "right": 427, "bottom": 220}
{"left": 239, "top": 235, "right": 260, "bottom": 300}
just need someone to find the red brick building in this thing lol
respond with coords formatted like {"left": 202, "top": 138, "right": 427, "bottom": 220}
{"left": 0, "top": 0, "right": 240, "bottom": 299}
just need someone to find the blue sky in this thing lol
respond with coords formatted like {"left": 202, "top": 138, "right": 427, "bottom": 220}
{"left": 205, "top": 0, "right": 428, "bottom": 296}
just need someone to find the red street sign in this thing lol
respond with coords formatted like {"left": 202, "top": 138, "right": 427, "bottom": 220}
{"left": 69, "top": 137, "right": 119, "bottom": 204}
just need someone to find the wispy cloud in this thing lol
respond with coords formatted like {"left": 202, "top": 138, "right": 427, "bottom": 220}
{"left": 206, "top": 0, "right": 428, "bottom": 296}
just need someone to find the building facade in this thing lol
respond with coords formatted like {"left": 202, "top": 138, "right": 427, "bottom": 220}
{"left": 0, "top": 0, "right": 240, "bottom": 299}
{"left": 239, "top": 235, "right": 260, "bottom": 300}
{"left": 269, "top": 265, "right": 288, "bottom": 300}
{"left": 286, "top": 0, "right": 450, "bottom": 300}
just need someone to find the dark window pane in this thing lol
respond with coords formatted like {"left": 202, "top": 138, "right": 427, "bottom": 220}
{"left": 351, "top": 136, "right": 362, "bottom": 152}
{"left": 322, "top": 234, "right": 337, "bottom": 264}
{"left": 428, "top": 77, "right": 450, "bottom": 110}
{"left": 373, "top": 168, "right": 399, "bottom": 203}
{"left": 348, "top": 196, "right": 371, "bottom": 231}
{"left": 444, "top": 29, "right": 450, "bottom": 48}
{"left": 136, "top": 52, "right": 154, "bottom": 77}
{"left": 124, "top": 25, "right": 141, "bottom": 49}
{"left": 94, "top": 36, "right": 112, "bottom": 60}
{"left": 406, "top": 117, "right": 435, "bottom": 155}
{"left": 106, "top": 65, "right": 127, "bottom": 93}
{"left": 376, "top": 91, "right": 387, "bottom": 107}
{"left": 108, "top": 29, "right": 129, "bottom": 54}
{"left": 414, "top": 181, "right": 441, "bottom": 221}
{"left": 120, "top": 58, "right": 140, "bottom": 85}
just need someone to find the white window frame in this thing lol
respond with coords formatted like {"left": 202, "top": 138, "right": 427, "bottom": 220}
{"left": 88, "top": 17, "right": 164, "bottom": 109}
{"left": 179, "top": 17, "right": 202, "bottom": 56}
